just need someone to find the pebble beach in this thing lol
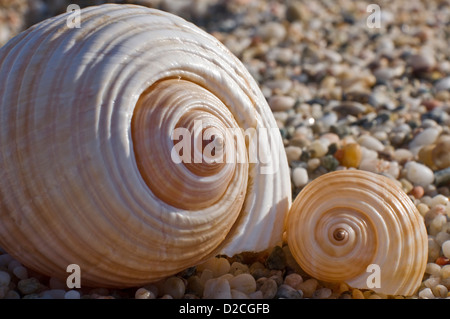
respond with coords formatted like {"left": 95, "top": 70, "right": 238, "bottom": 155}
{"left": 0, "top": 0, "right": 449, "bottom": 299}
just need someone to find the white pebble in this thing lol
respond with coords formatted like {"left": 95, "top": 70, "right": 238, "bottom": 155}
{"left": 285, "top": 146, "right": 302, "bottom": 164}
{"left": 0, "top": 271, "right": 10, "bottom": 286}
{"left": 292, "top": 167, "right": 308, "bottom": 187}
{"left": 229, "top": 262, "right": 249, "bottom": 275}
{"left": 392, "top": 148, "right": 414, "bottom": 163}
{"left": 432, "top": 285, "right": 448, "bottom": 298}
{"left": 424, "top": 276, "right": 441, "bottom": 289}
{"left": 308, "top": 140, "right": 328, "bottom": 158}
{"left": 435, "top": 76, "right": 450, "bottom": 91}
{"left": 357, "top": 135, "right": 385, "bottom": 152}
{"left": 268, "top": 95, "right": 295, "bottom": 112}
{"left": 13, "top": 266, "right": 28, "bottom": 280}
{"left": 64, "top": 290, "right": 81, "bottom": 299}
{"left": 425, "top": 263, "right": 442, "bottom": 277}
{"left": 229, "top": 274, "right": 256, "bottom": 294}
{"left": 442, "top": 240, "right": 450, "bottom": 259}
{"left": 431, "top": 194, "right": 449, "bottom": 207}
{"left": 163, "top": 277, "right": 185, "bottom": 299}
{"left": 198, "top": 257, "right": 230, "bottom": 278}
{"left": 360, "top": 146, "right": 378, "bottom": 161}
{"left": 230, "top": 289, "right": 250, "bottom": 299}
{"left": 135, "top": 288, "right": 155, "bottom": 299}
{"left": 203, "top": 278, "right": 232, "bottom": 299}
{"left": 307, "top": 158, "right": 321, "bottom": 171}
{"left": 418, "top": 288, "right": 434, "bottom": 299}
{"left": 405, "top": 161, "right": 435, "bottom": 186}
{"left": 409, "top": 128, "right": 440, "bottom": 149}
{"left": 436, "top": 232, "right": 450, "bottom": 246}
{"left": 441, "top": 265, "right": 450, "bottom": 279}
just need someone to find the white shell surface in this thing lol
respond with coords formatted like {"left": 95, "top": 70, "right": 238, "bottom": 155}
{"left": 0, "top": 4, "right": 291, "bottom": 287}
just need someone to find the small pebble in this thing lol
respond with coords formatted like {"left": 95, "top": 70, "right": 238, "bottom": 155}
{"left": 435, "top": 76, "right": 450, "bottom": 91}
{"left": 297, "top": 278, "right": 318, "bottom": 298}
{"left": 351, "top": 289, "right": 365, "bottom": 299}
{"left": 292, "top": 167, "right": 309, "bottom": 187}
{"left": 392, "top": 149, "right": 414, "bottom": 163}
{"left": 276, "top": 284, "right": 302, "bottom": 299}
{"left": 265, "top": 246, "right": 286, "bottom": 270}
{"left": 230, "top": 289, "right": 249, "bottom": 299}
{"left": 410, "top": 186, "right": 424, "bottom": 199}
{"left": 358, "top": 135, "right": 385, "bottom": 152}
{"left": 425, "top": 263, "right": 442, "bottom": 277}
{"left": 64, "top": 290, "right": 81, "bottom": 299}
{"left": 284, "top": 273, "right": 303, "bottom": 290}
{"left": 0, "top": 271, "right": 11, "bottom": 286}
{"left": 308, "top": 140, "right": 329, "bottom": 158}
{"left": 436, "top": 232, "right": 450, "bottom": 246}
{"left": 163, "top": 277, "right": 185, "bottom": 299}
{"left": 198, "top": 257, "right": 230, "bottom": 278}
{"left": 228, "top": 274, "right": 256, "bottom": 294}
{"left": 428, "top": 238, "right": 441, "bottom": 262}
{"left": 312, "top": 287, "right": 332, "bottom": 299}
{"left": 441, "top": 265, "right": 450, "bottom": 279}
{"left": 408, "top": 52, "right": 435, "bottom": 73}
{"left": 442, "top": 241, "right": 450, "bottom": 259}
{"left": 432, "top": 139, "right": 450, "bottom": 169}
{"left": 187, "top": 275, "right": 203, "bottom": 297}
{"left": 435, "top": 167, "right": 450, "bottom": 187}
{"left": 229, "top": 262, "right": 249, "bottom": 275}
{"left": 268, "top": 95, "right": 295, "bottom": 112}
{"left": 409, "top": 127, "right": 440, "bottom": 149}
{"left": 259, "top": 278, "right": 278, "bottom": 299}
{"left": 405, "top": 161, "right": 435, "bottom": 187}
{"left": 13, "top": 266, "right": 28, "bottom": 280}
{"left": 18, "top": 278, "right": 41, "bottom": 295}
{"left": 334, "top": 143, "right": 362, "bottom": 168}
{"left": 418, "top": 288, "right": 434, "bottom": 299}
{"left": 285, "top": 146, "right": 302, "bottom": 164}
{"left": 203, "top": 278, "right": 231, "bottom": 299}
{"left": 135, "top": 288, "right": 155, "bottom": 299}
{"left": 432, "top": 285, "right": 448, "bottom": 298}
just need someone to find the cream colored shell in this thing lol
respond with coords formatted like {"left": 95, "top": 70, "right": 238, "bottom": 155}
{"left": 0, "top": 4, "right": 291, "bottom": 287}
{"left": 286, "top": 170, "right": 427, "bottom": 296}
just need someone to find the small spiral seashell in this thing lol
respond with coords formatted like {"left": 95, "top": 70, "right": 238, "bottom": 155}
{"left": 0, "top": 4, "right": 291, "bottom": 287}
{"left": 286, "top": 170, "right": 427, "bottom": 296}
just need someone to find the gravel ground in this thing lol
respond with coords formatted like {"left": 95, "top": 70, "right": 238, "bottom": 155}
{"left": 0, "top": 0, "right": 449, "bottom": 299}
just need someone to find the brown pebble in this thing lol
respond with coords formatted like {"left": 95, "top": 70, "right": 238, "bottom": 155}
{"left": 284, "top": 273, "right": 303, "bottom": 290}
{"left": 432, "top": 139, "right": 450, "bottom": 169}
{"left": 351, "top": 289, "right": 365, "bottom": 299}
{"left": 410, "top": 186, "right": 425, "bottom": 199}
{"left": 418, "top": 145, "right": 437, "bottom": 170}
{"left": 436, "top": 257, "right": 450, "bottom": 266}
{"left": 334, "top": 143, "right": 362, "bottom": 168}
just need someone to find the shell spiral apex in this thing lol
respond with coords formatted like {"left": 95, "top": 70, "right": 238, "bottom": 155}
{"left": 0, "top": 4, "right": 291, "bottom": 288}
{"left": 286, "top": 169, "right": 428, "bottom": 296}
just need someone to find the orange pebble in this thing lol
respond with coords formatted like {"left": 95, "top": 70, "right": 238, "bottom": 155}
{"left": 436, "top": 257, "right": 450, "bottom": 266}
{"left": 410, "top": 186, "right": 425, "bottom": 199}
{"left": 335, "top": 143, "right": 362, "bottom": 168}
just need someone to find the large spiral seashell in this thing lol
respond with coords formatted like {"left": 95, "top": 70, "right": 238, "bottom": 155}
{"left": 286, "top": 170, "right": 427, "bottom": 296}
{"left": 0, "top": 4, "right": 291, "bottom": 287}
